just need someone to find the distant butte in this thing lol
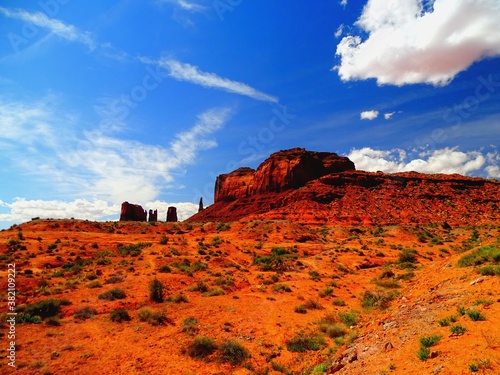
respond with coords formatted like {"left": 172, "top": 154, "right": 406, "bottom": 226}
{"left": 188, "top": 147, "right": 500, "bottom": 225}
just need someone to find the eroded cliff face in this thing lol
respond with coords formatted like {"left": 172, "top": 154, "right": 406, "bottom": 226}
{"left": 190, "top": 149, "right": 500, "bottom": 225}
{"left": 214, "top": 148, "right": 355, "bottom": 202}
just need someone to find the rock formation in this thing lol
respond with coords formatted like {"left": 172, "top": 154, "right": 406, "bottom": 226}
{"left": 214, "top": 148, "right": 355, "bottom": 202}
{"left": 198, "top": 197, "right": 204, "bottom": 212}
{"left": 166, "top": 207, "right": 178, "bottom": 222}
{"left": 148, "top": 209, "right": 158, "bottom": 222}
{"left": 188, "top": 148, "right": 500, "bottom": 225}
{"left": 120, "top": 202, "right": 147, "bottom": 221}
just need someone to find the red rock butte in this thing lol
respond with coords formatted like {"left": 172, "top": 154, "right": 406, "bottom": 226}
{"left": 188, "top": 147, "right": 500, "bottom": 225}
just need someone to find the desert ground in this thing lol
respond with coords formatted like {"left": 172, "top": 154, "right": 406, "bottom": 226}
{"left": 0, "top": 219, "right": 499, "bottom": 375}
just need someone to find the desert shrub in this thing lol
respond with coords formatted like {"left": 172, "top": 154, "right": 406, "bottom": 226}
{"left": 181, "top": 317, "right": 199, "bottom": 335}
{"left": 187, "top": 336, "right": 217, "bottom": 359}
{"left": 190, "top": 280, "right": 209, "bottom": 293}
{"left": 338, "top": 311, "right": 359, "bottom": 326}
{"left": 216, "top": 222, "right": 231, "bottom": 232}
{"left": 479, "top": 265, "right": 500, "bottom": 276}
{"left": 304, "top": 299, "right": 322, "bottom": 310}
{"left": 374, "top": 279, "right": 401, "bottom": 289}
{"left": 417, "top": 346, "right": 430, "bottom": 361}
{"left": 87, "top": 281, "right": 102, "bottom": 288}
{"left": 319, "top": 286, "right": 334, "bottom": 298}
{"left": 271, "top": 362, "right": 286, "bottom": 373}
{"left": 320, "top": 323, "right": 348, "bottom": 338}
{"left": 294, "top": 305, "right": 307, "bottom": 314}
{"left": 467, "top": 311, "right": 486, "bottom": 321}
{"left": 98, "top": 288, "right": 126, "bottom": 301}
{"left": 309, "top": 270, "right": 321, "bottom": 281}
{"left": 202, "top": 288, "right": 224, "bottom": 297}
{"left": 272, "top": 283, "right": 292, "bottom": 293}
{"left": 438, "top": 318, "right": 450, "bottom": 327}
{"left": 420, "top": 335, "right": 441, "bottom": 347}
{"left": 457, "top": 245, "right": 500, "bottom": 268}
{"left": 398, "top": 248, "right": 417, "bottom": 266}
{"left": 105, "top": 276, "right": 124, "bottom": 284}
{"left": 110, "top": 308, "right": 131, "bottom": 322}
{"left": 332, "top": 298, "right": 346, "bottom": 306}
{"left": 117, "top": 242, "right": 151, "bottom": 257}
{"left": 213, "top": 276, "right": 234, "bottom": 290}
{"left": 159, "top": 235, "right": 168, "bottom": 245}
{"left": 137, "top": 307, "right": 167, "bottom": 325}
{"left": 219, "top": 339, "right": 250, "bottom": 365}
{"left": 158, "top": 264, "right": 171, "bottom": 273}
{"left": 361, "top": 290, "right": 398, "bottom": 310}
{"left": 449, "top": 325, "right": 466, "bottom": 335}
{"left": 74, "top": 307, "right": 98, "bottom": 320}
{"left": 253, "top": 247, "right": 297, "bottom": 272}
{"left": 286, "top": 333, "right": 326, "bottom": 352}
{"left": 45, "top": 317, "right": 61, "bottom": 326}
{"left": 173, "top": 294, "right": 189, "bottom": 303}
{"left": 22, "top": 299, "right": 69, "bottom": 320}
{"left": 149, "top": 279, "right": 165, "bottom": 303}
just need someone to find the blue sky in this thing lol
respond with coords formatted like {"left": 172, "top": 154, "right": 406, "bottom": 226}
{"left": 0, "top": 0, "right": 499, "bottom": 228}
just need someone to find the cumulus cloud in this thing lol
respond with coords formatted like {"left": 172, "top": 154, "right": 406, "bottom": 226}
{"left": 360, "top": 110, "right": 379, "bottom": 120}
{"left": 347, "top": 146, "right": 499, "bottom": 176}
{"left": 334, "top": 0, "right": 500, "bottom": 86}
{"left": 152, "top": 58, "right": 279, "bottom": 103}
{"left": 0, "top": 198, "right": 198, "bottom": 227}
{"left": 0, "top": 6, "right": 95, "bottom": 49}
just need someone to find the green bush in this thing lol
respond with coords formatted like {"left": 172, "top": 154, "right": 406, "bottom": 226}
{"left": 149, "top": 279, "right": 165, "bottom": 303}
{"left": 158, "top": 264, "right": 172, "bottom": 273}
{"left": 137, "top": 307, "right": 167, "bottom": 325}
{"left": 98, "top": 289, "right": 126, "bottom": 301}
{"left": 332, "top": 298, "right": 346, "bottom": 306}
{"left": 398, "top": 249, "right": 417, "bottom": 265}
{"left": 117, "top": 242, "right": 151, "bottom": 257}
{"left": 304, "top": 299, "right": 322, "bottom": 310}
{"left": 105, "top": 276, "right": 124, "bottom": 284}
{"left": 187, "top": 336, "right": 217, "bottom": 359}
{"left": 420, "top": 335, "right": 441, "bottom": 347}
{"left": 74, "top": 307, "right": 98, "bottom": 320}
{"left": 338, "top": 311, "right": 359, "bottom": 326}
{"left": 321, "top": 323, "right": 348, "bottom": 338}
{"left": 181, "top": 317, "right": 199, "bottom": 335}
{"left": 272, "top": 283, "right": 292, "bottom": 293}
{"left": 294, "top": 305, "right": 307, "bottom": 314}
{"left": 417, "top": 346, "right": 430, "bottom": 361}
{"left": 467, "top": 311, "right": 486, "bottom": 321}
{"left": 319, "top": 287, "right": 334, "bottom": 297}
{"left": 286, "top": 333, "right": 326, "bottom": 352}
{"left": 361, "top": 290, "right": 397, "bottom": 310}
{"left": 253, "top": 247, "right": 298, "bottom": 272}
{"left": 219, "top": 339, "right": 250, "bottom": 365}
{"left": 22, "top": 298, "right": 70, "bottom": 320}
{"left": 457, "top": 245, "right": 500, "bottom": 268}
{"left": 110, "top": 308, "right": 131, "bottom": 322}
{"left": 449, "top": 325, "right": 466, "bottom": 335}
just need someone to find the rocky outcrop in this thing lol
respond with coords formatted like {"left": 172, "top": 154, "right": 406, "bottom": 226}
{"left": 214, "top": 148, "right": 355, "bottom": 202}
{"left": 120, "top": 202, "right": 147, "bottom": 222}
{"left": 166, "top": 207, "right": 178, "bottom": 222}
{"left": 188, "top": 148, "right": 500, "bottom": 225}
{"left": 198, "top": 197, "right": 204, "bottom": 212}
{"left": 148, "top": 209, "right": 158, "bottom": 222}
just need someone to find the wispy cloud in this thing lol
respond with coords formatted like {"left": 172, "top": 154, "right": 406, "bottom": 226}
{"left": 143, "top": 57, "right": 279, "bottom": 103}
{"left": 348, "top": 146, "right": 500, "bottom": 177}
{"left": 384, "top": 112, "right": 395, "bottom": 120}
{"left": 360, "top": 110, "right": 379, "bottom": 120}
{"left": 160, "top": 0, "right": 206, "bottom": 12}
{"left": 0, "top": 6, "right": 95, "bottom": 49}
{"left": 335, "top": 0, "right": 500, "bottom": 86}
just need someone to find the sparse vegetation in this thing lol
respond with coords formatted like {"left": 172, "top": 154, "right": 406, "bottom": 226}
{"left": 187, "top": 336, "right": 217, "bottom": 359}
{"left": 253, "top": 247, "right": 298, "bottom": 272}
{"left": 467, "top": 310, "right": 486, "bottom": 321}
{"left": 98, "top": 289, "right": 126, "bottom": 301}
{"left": 74, "top": 307, "right": 98, "bottom": 320}
{"left": 137, "top": 307, "right": 167, "bottom": 325}
{"left": 110, "top": 308, "right": 131, "bottom": 322}
{"left": 286, "top": 332, "right": 326, "bottom": 352}
{"left": 361, "top": 290, "right": 398, "bottom": 310}
{"left": 219, "top": 339, "right": 250, "bottom": 365}
{"left": 149, "top": 279, "right": 165, "bottom": 303}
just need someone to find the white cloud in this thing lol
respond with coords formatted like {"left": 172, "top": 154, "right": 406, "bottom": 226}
{"left": 161, "top": 0, "right": 206, "bottom": 12}
{"left": 347, "top": 146, "right": 497, "bottom": 176}
{"left": 384, "top": 112, "right": 395, "bottom": 120}
{"left": 335, "top": 24, "right": 344, "bottom": 38}
{"left": 360, "top": 110, "right": 379, "bottom": 120}
{"left": 155, "top": 58, "right": 279, "bottom": 103}
{"left": 0, "top": 198, "right": 198, "bottom": 226}
{"left": 334, "top": 0, "right": 500, "bottom": 86}
{"left": 340, "top": 0, "right": 348, "bottom": 7}
{"left": 0, "top": 6, "right": 95, "bottom": 49}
